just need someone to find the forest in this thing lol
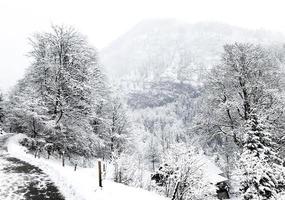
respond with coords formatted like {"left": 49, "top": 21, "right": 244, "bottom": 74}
{"left": 1, "top": 22, "right": 285, "bottom": 200}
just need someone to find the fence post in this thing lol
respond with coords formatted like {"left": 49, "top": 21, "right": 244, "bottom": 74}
{"left": 98, "top": 160, "right": 103, "bottom": 188}
{"left": 62, "top": 151, "right": 65, "bottom": 167}
{"left": 34, "top": 150, "right": 37, "bottom": 158}
{"left": 103, "top": 163, "right": 106, "bottom": 178}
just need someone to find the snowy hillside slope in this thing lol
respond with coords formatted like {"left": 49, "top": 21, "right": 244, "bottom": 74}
{"left": 100, "top": 19, "right": 285, "bottom": 88}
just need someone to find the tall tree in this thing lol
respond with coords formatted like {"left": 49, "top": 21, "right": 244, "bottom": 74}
{"left": 7, "top": 25, "right": 106, "bottom": 158}
{"left": 195, "top": 43, "right": 285, "bottom": 198}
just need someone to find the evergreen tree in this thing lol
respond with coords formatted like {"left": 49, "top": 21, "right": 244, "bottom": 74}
{"left": 238, "top": 113, "right": 285, "bottom": 199}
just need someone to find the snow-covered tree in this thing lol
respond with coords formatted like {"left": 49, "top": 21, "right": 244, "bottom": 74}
{"left": 108, "top": 95, "right": 129, "bottom": 155}
{"left": 238, "top": 113, "right": 285, "bottom": 199}
{"left": 27, "top": 25, "right": 102, "bottom": 157}
{"left": 5, "top": 77, "right": 48, "bottom": 135}
{"left": 0, "top": 91, "right": 4, "bottom": 131}
{"left": 144, "top": 136, "right": 161, "bottom": 172}
{"left": 6, "top": 25, "right": 108, "bottom": 159}
{"left": 195, "top": 43, "right": 285, "bottom": 198}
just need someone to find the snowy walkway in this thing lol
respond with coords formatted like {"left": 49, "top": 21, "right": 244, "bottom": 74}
{"left": 0, "top": 134, "right": 65, "bottom": 200}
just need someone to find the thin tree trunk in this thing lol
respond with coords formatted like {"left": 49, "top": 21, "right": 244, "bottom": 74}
{"left": 171, "top": 182, "right": 180, "bottom": 200}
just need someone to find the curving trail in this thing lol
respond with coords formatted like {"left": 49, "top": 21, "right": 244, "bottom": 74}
{"left": 0, "top": 134, "right": 65, "bottom": 200}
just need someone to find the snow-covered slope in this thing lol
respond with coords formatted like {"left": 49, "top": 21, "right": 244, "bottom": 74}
{"left": 100, "top": 19, "right": 285, "bottom": 88}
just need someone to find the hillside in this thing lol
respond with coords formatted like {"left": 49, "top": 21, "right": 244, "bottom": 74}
{"left": 101, "top": 19, "right": 285, "bottom": 90}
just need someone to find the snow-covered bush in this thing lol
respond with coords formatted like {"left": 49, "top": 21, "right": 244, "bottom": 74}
{"left": 111, "top": 151, "right": 152, "bottom": 189}
{"left": 151, "top": 144, "right": 217, "bottom": 200}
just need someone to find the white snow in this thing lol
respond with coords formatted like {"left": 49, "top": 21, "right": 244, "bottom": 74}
{"left": 198, "top": 155, "right": 228, "bottom": 184}
{"left": 6, "top": 134, "right": 168, "bottom": 200}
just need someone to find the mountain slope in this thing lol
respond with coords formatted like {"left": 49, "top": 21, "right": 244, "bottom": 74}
{"left": 100, "top": 19, "right": 285, "bottom": 89}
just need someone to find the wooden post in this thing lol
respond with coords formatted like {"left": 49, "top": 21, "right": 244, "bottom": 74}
{"left": 103, "top": 163, "right": 106, "bottom": 172}
{"left": 62, "top": 151, "right": 65, "bottom": 167}
{"left": 103, "top": 163, "right": 106, "bottom": 178}
{"left": 74, "top": 164, "right": 77, "bottom": 171}
{"left": 119, "top": 170, "right": 122, "bottom": 183}
{"left": 98, "top": 160, "right": 103, "bottom": 188}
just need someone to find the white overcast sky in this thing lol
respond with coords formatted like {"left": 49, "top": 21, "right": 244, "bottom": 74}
{"left": 1, "top": 0, "right": 285, "bottom": 92}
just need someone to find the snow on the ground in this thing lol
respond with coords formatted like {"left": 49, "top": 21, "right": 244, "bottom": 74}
{"left": 0, "top": 133, "right": 54, "bottom": 200}
{"left": 198, "top": 155, "right": 227, "bottom": 184}
{"left": 0, "top": 146, "right": 26, "bottom": 200}
{"left": 6, "top": 134, "right": 168, "bottom": 200}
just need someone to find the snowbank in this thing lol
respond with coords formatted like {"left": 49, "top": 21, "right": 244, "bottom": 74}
{"left": 6, "top": 134, "right": 168, "bottom": 200}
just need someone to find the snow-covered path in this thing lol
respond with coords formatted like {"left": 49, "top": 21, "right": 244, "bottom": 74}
{"left": 0, "top": 134, "right": 65, "bottom": 200}
{"left": 3, "top": 133, "right": 169, "bottom": 200}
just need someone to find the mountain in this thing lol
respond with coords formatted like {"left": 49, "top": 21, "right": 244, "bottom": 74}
{"left": 100, "top": 19, "right": 285, "bottom": 91}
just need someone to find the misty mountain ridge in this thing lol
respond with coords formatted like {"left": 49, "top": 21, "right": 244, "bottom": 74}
{"left": 100, "top": 19, "right": 285, "bottom": 91}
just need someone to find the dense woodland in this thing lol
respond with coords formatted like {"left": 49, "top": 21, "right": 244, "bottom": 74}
{"left": 1, "top": 24, "right": 285, "bottom": 199}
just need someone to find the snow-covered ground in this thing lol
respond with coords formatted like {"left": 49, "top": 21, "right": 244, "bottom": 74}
{"left": 0, "top": 133, "right": 64, "bottom": 200}
{"left": 6, "top": 134, "right": 168, "bottom": 200}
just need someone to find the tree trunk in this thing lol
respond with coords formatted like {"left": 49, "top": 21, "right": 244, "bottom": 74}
{"left": 171, "top": 182, "right": 180, "bottom": 200}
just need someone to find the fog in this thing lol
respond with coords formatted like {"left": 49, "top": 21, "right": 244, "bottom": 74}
{"left": 1, "top": 0, "right": 285, "bottom": 92}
